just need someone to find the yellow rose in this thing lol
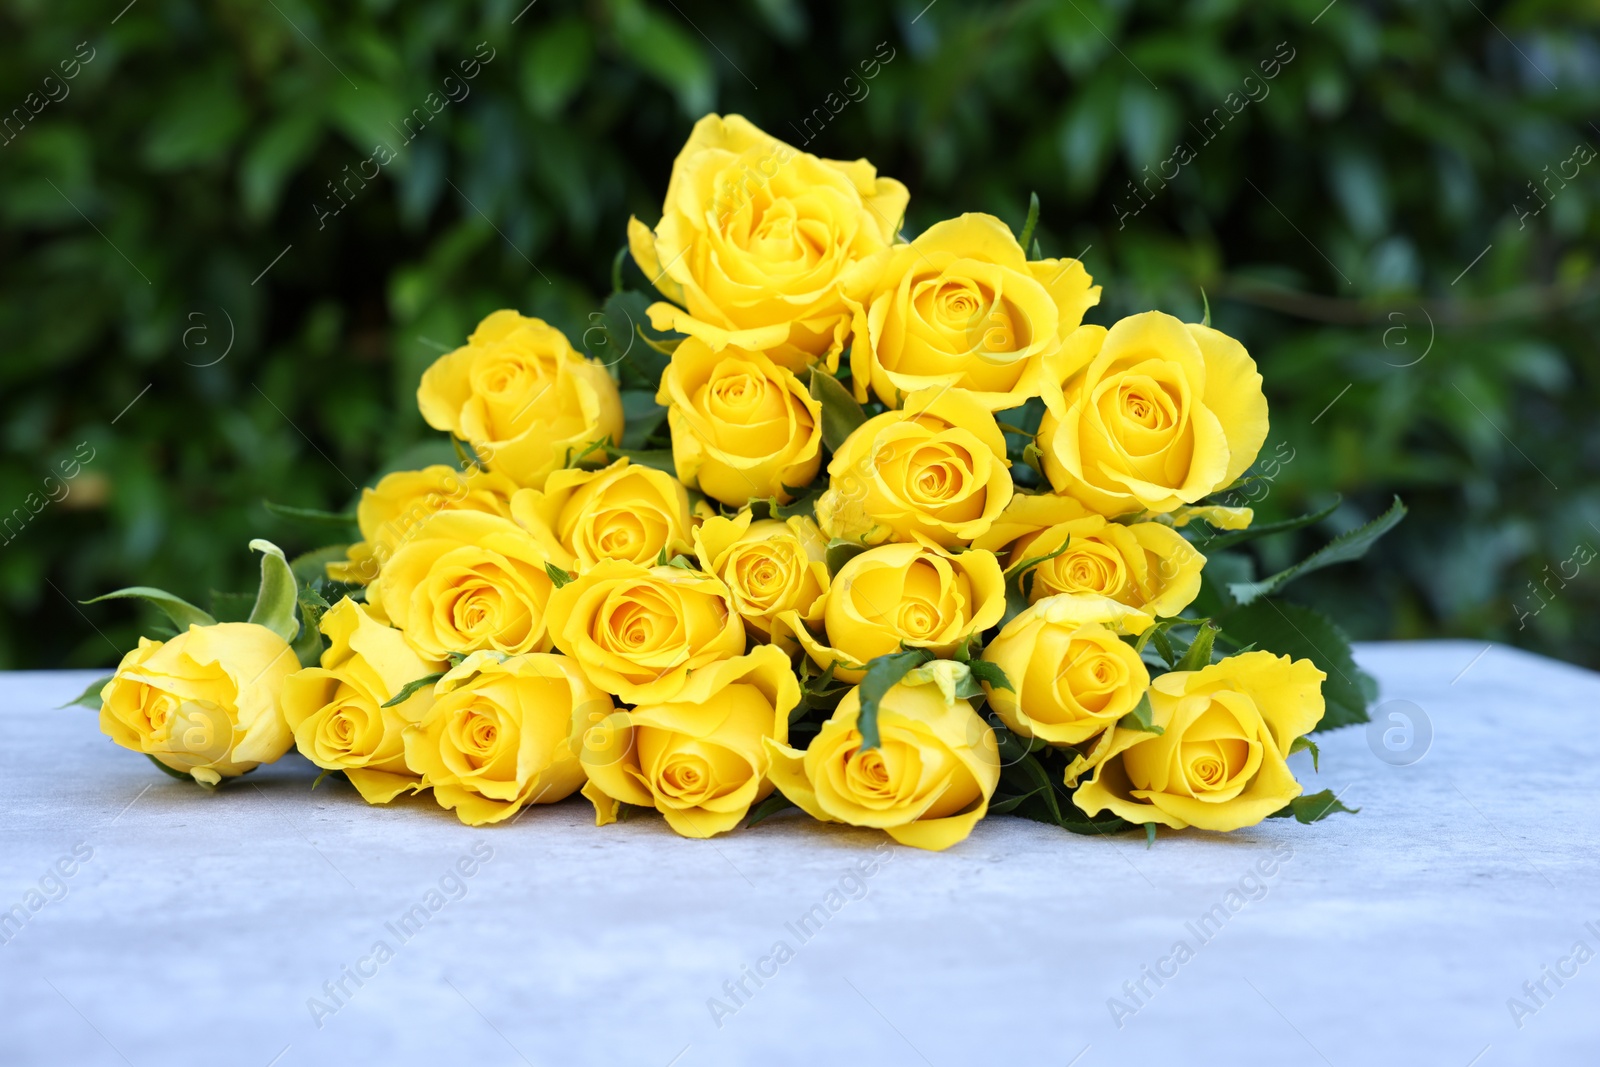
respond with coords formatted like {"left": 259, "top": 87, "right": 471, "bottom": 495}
{"left": 545, "top": 559, "right": 746, "bottom": 704}
{"left": 842, "top": 213, "right": 1099, "bottom": 410}
{"left": 693, "top": 509, "right": 830, "bottom": 648}
{"left": 764, "top": 678, "right": 1000, "bottom": 851}
{"left": 980, "top": 594, "right": 1151, "bottom": 780}
{"left": 403, "top": 651, "right": 610, "bottom": 826}
{"left": 328, "top": 464, "right": 520, "bottom": 585}
{"left": 281, "top": 597, "right": 446, "bottom": 804}
{"left": 656, "top": 338, "right": 823, "bottom": 507}
{"left": 815, "top": 388, "right": 1013, "bottom": 547}
{"left": 785, "top": 541, "right": 1005, "bottom": 683}
{"left": 579, "top": 646, "right": 799, "bottom": 838}
{"left": 99, "top": 623, "right": 297, "bottom": 785}
{"left": 417, "top": 309, "right": 623, "bottom": 490}
{"left": 509, "top": 457, "right": 694, "bottom": 570}
{"left": 1074, "top": 651, "right": 1326, "bottom": 832}
{"left": 367, "top": 511, "right": 571, "bottom": 660}
{"left": 628, "top": 113, "right": 909, "bottom": 372}
{"left": 972, "top": 493, "right": 1204, "bottom": 618}
{"left": 1038, "top": 312, "right": 1269, "bottom": 516}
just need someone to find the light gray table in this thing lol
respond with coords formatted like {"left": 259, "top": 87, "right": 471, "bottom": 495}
{"left": 3, "top": 640, "right": 1596, "bottom": 1067}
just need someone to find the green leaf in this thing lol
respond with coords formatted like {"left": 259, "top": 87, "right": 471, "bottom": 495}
{"left": 57, "top": 675, "right": 113, "bottom": 710}
{"left": 1200, "top": 287, "right": 1212, "bottom": 328}
{"left": 855, "top": 649, "right": 934, "bottom": 750}
{"left": 825, "top": 538, "right": 870, "bottom": 576}
{"left": 1175, "top": 619, "right": 1219, "bottom": 672}
{"left": 262, "top": 500, "right": 358, "bottom": 530}
{"left": 289, "top": 544, "right": 352, "bottom": 587}
{"left": 1289, "top": 735, "right": 1320, "bottom": 773}
{"left": 1219, "top": 599, "right": 1373, "bottom": 730}
{"left": 1116, "top": 692, "right": 1164, "bottom": 734}
{"left": 603, "top": 445, "right": 676, "bottom": 474}
{"left": 593, "top": 290, "right": 676, "bottom": 389}
{"left": 1197, "top": 497, "right": 1341, "bottom": 552}
{"left": 546, "top": 562, "right": 576, "bottom": 588}
{"left": 1009, "top": 751, "right": 1063, "bottom": 824}
{"left": 809, "top": 366, "right": 868, "bottom": 452}
{"left": 209, "top": 590, "right": 256, "bottom": 623}
{"left": 967, "top": 658, "right": 1013, "bottom": 692}
{"left": 1144, "top": 822, "right": 1158, "bottom": 848}
{"left": 83, "top": 587, "right": 216, "bottom": 631}
{"left": 382, "top": 672, "right": 446, "bottom": 708}
{"left": 1018, "top": 190, "right": 1041, "bottom": 253}
{"left": 619, "top": 389, "right": 669, "bottom": 450}
{"left": 744, "top": 792, "right": 797, "bottom": 828}
{"left": 522, "top": 17, "right": 593, "bottom": 117}
{"left": 247, "top": 539, "right": 301, "bottom": 643}
{"left": 452, "top": 436, "right": 485, "bottom": 471}
{"left": 1270, "top": 788, "right": 1358, "bottom": 824}
{"left": 1228, "top": 497, "right": 1407, "bottom": 606}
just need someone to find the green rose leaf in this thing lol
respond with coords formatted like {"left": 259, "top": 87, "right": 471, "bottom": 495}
{"left": 82, "top": 586, "right": 217, "bottom": 632}
{"left": 1220, "top": 599, "right": 1374, "bottom": 729}
{"left": 1228, "top": 496, "right": 1406, "bottom": 605}
{"left": 1269, "top": 788, "right": 1358, "bottom": 824}
{"left": 808, "top": 365, "right": 868, "bottom": 453}
{"left": 382, "top": 672, "right": 446, "bottom": 709}
{"left": 57, "top": 675, "right": 114, "bottom": 710}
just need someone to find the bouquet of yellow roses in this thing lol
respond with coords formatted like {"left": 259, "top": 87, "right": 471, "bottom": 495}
{"left": 80, "top": 114, "right": 1403, "bottom": 851}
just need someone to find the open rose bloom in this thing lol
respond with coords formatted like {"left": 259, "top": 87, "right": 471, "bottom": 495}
{"left": 90, "top": 112, "right": 1364, "bottom": 853}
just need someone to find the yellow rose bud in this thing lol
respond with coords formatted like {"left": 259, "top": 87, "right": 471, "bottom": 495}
{"left": 98, "top": 622, "right": 297, "bottom": 785}
{"left": 1074, "top": 651, "right": 1326, "bottom": 832}
{"left": 545, "top": 559, "right": 746, "bottom": 704}
{"left": 785, "top": 541, "right": 1005, "bottom": 683}
{"left": 981, "top": 594, "right": 1152, "bottom": 780}
{"left": 327, "top": 464, "right": 520, "bottom": 585}
{"left": 764, "top": 678, "right": 1001, "bottom": 851}
{"left": 656, "top": 339, "right": 823, "bottom": 507}
{"left": 973, "top": 493, "right": 1204, "bottom": 618}
{"left": 815, "top": 388, "right": 1013, "bottom": 547}
{"left": 1037, "top": 312, "right": 1269, "bottom": 516}
{"left": 510, "top": 457, "right": 694, "bottom": 570}
{"left": 403, "top": 651, "right": 611, "bottom": 826}
{"left": 417, "top": 310, "right": 623, "bottom": 490}
{"left": 629, "top": 113, "right": 908, "bottom": 372}
{"left": 693, "top": 509, "right": 830, "bottom": 649}
{"left": 367, "top": 511, "right": 572, "bottom": 660}
{"left": 842, "top": 213, "right": 1100, "bottom": 410}
{"left": 579, "top": 645, "right": 799, "bottom": 838}
{"left": 280, "top": 598, "right": 446, "bottom": 804}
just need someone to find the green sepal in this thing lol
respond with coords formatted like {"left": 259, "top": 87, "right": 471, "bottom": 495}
{"left": 1018, "top": 190, "right": 1041, "bottom": 253}
{"left": 57, "top": 675, "right": 114, "bottom": 710}
{"left": 382, "top": 672, "right": 446, "bottom": 708}
{"left": 808, "top": 365, "right": 868, "bottom": 453}
{"left": 546, "top": 562, "right": 576, "bottom": 588}
{"left": 1175, "top": 619, "right": 1219, "bottom": 672}
{"left": 292, "top": 586, "right": 331, "bottom": 668}
{"left": 82, "top": 586, "right": 217, "bottom": 632}
{"left": 855, "top": 648, "right": 934, "bottom": 750}
{"left": 247, "top": 539, "right": 301, "bottom": 643}
{"left": 147, "top": 755, "right": 195, "bottom": 783}
{"left": 1145, "top": 822, "right": 1158, "bottom": 848}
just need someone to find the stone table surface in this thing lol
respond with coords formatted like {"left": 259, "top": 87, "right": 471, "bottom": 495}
{"left": 2, "top": 639, "right": 1597, "bottom": 1067}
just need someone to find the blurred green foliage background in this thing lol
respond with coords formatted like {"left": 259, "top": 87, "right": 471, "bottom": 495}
{"left": 2, "top": 0, "right": 1596, "bottom": 669}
